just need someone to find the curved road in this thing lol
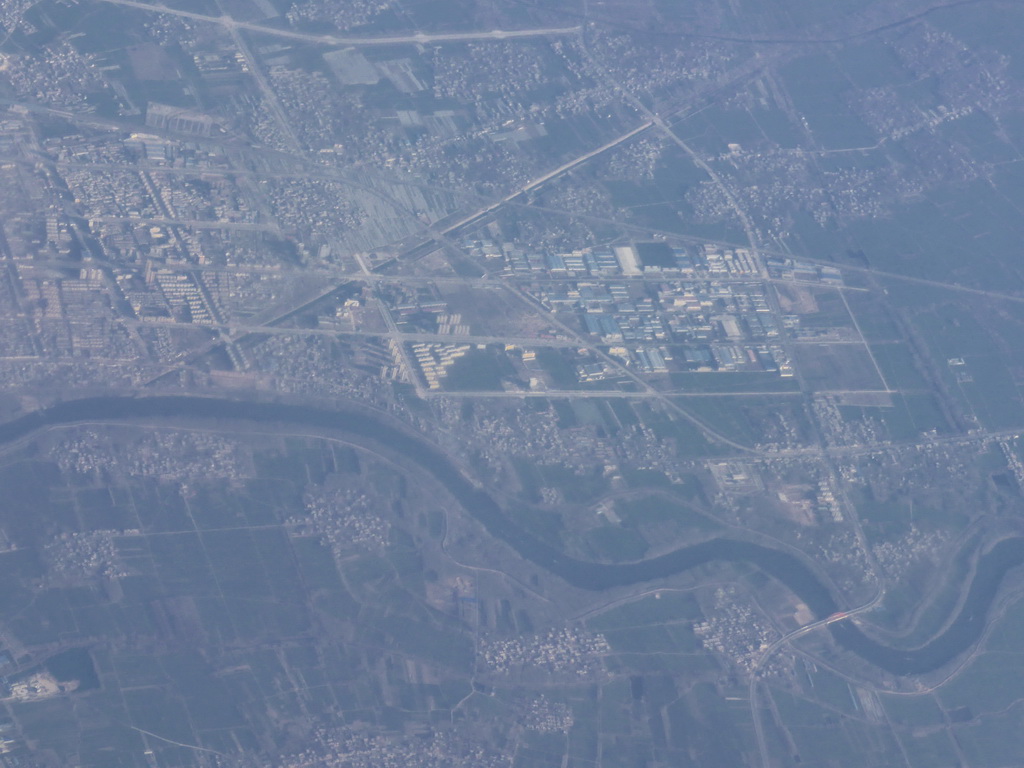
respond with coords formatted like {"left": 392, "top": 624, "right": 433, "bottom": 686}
{"left": 749, "top": 589, "right": 885, "bottom": 768}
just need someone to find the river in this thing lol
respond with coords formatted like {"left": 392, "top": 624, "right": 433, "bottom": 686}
{"left": 3, "top": 394, "right": 1021, "bottom": 676}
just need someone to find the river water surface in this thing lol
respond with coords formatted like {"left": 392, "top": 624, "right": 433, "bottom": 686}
{"left": 4, "top": 395, "right": 1021, "bottom": 676}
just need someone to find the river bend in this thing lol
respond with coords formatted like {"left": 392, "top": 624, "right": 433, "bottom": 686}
{"left": 2, "top": 395, "right": 1020, "bottom": 676}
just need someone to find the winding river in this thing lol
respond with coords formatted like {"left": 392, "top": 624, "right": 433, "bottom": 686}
{"left": 3, "top": 394, "right": 1022, "bottom": 676}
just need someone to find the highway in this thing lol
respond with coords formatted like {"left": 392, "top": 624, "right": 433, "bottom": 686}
{"left": 436, "top": 120, "right": 655, "bottom": 237}
{"left": 749, "top": 589, "right": 885, "bottom": 768}
{"left": 94, "top": 0, "right": 579, "bottom": 46}
{"left": 418, "top": 388, "right": 805, "bottom": 399}
{"left": 86, "top": 214, "right": 279, "bottom": 233}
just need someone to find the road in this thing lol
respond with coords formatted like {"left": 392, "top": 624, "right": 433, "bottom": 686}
{"left": 138, "top": 278, "right": 351, "bottom": 386}
{"left": 94, "top": 0, "right": 579, "bottom": 46}
{"left": 437, "top": 120, "right": 655, "bottom": 237}
{"left": 654, "top": 114, "right": 765, "bottom": 264}
{"left": 419, "top": 388, "right": 899, "bottom": 399}
{"left": 749, "top": 589, "right": 885, "bottom": 768}
{"left": 837, "top": 287, "right": 893, "bottom": 391}
{"left": 574, "top": 29, "right": 773, "bottom": 264}
{"left": 212, "top": 0, "right": 305, "bottom": 155}
{"left": 589, "top": 26, "right": 887, "bottom": 610}
{"left": 86, "top": 214, "right": 278, "bottom": 233}
{"left": 498, "top": 277, "right": 758, "bottom": 452}
{"left": 131, "top": 726, "right": 225, "bottom": 756}
{"left": 43, "top": 1, "right": 1024, "bottom": 459}
{"left": 419, "top": 388, "right": 806, "bottom": 399}
{"left": 55, "top": 154, "right": 1024, "bottom": 311}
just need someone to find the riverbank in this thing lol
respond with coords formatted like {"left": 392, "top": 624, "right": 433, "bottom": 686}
{"left": 2, "top": 394, "right": 1020, "bottom": 676}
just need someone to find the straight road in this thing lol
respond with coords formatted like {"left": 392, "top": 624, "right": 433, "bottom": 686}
{"left": 419, "top": 389, "right": 806, "bottom": 399}
{"left": 436, "top": 120, "right": 655, "bottom": 237}
{"left": 94, "top": 0, "right": 579, "bottom": 46}
{"left": 87, "top": 214, "right": 277, "bottom": 233}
